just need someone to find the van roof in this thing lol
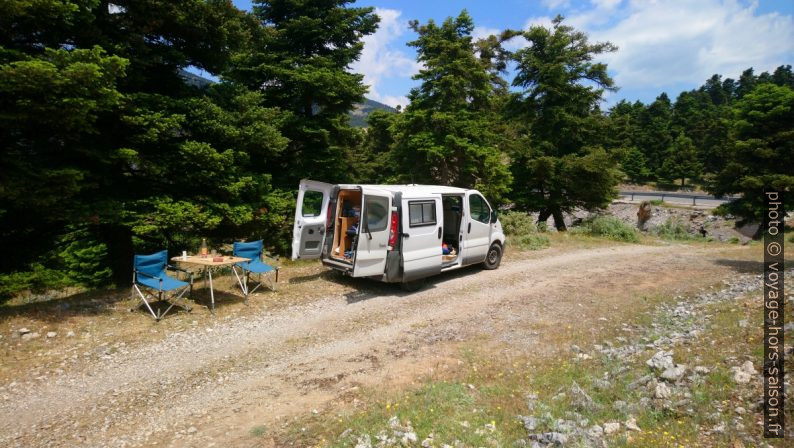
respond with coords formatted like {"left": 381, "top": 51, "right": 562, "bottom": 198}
{"left": 337, "top": 184, "right": 473, "bottom": 195}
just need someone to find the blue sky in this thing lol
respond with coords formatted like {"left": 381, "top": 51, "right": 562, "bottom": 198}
{"left": 232, "top": 0, "right": 794, "bottom": 108}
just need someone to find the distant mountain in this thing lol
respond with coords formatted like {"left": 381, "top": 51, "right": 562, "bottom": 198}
{"left": 179, "top": 69, "right": 214, "bottom": 88}
{"left": 349, "top": 98, "right": 399, "bottom": 127}
{"left": 178, "top": 70, "right": 397, "bottom": 127}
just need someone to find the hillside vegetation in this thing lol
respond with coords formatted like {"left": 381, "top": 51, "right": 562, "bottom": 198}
{"left": 1, "top": 2, "right": 791, "bottom": 299}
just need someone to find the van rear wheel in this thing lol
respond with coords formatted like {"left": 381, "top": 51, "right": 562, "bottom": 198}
{"left": 482, "top": 243, "right": 502, "bottom": 270}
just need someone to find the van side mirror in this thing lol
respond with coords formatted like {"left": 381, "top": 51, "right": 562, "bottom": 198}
{"left": 490, "top": 210, "right": 498, "bottom": 223}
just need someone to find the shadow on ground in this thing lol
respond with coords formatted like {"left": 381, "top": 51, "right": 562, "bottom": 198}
{"left": 0, "top": 288, "right": 127, "bottom": 323}
{"left": 340, "top": 264, "right": 485, "bottom": 304}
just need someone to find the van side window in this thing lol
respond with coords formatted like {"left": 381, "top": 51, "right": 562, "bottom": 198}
{"left": 408, "top": 201, "right": 436, "bottom": 227}
{"left": 302, "top": 190, "right": 324, "bottom": 217}
{"left": 364, "top": 196, "right": 389, "bottom": 232}
{"left": 468, "top": 194, "right": 490, "bottom": 224}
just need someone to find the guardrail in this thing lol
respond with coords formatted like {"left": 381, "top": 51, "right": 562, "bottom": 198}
{"left": 618, "top": 191, "right": 736, "bottom": 206}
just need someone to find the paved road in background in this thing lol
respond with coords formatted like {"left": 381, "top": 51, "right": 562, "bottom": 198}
{"left": 618, "top": 190, "right": 734, "bottom": 207}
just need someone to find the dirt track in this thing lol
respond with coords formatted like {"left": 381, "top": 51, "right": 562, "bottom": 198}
{"left": 0, "top": 243, "right": 756, "bottom": 447}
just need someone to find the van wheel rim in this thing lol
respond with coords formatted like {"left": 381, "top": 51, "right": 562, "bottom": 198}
{"left": 488, "top": 248, "right": 498, "bottom": 264}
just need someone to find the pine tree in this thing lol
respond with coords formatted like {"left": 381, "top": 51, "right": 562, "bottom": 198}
{"left": 637, "top": 93, "right": 673, "bottom": 178}
{"left": 0, "top": 0, "right": 289, "bottom": 290}
{"left": 711, "top": 83, "right": 794, "bottom": 222}
{"left": 228, "top": 0, "right": 379, "bottom": 185}
{"left": 659, "top": 133, "right": 703, "bottom": 186}
{"left": 508, "top": 15, "right": 621, "bottom": 229}
{"left": 390, "top": 11, "right": 512, "bottom": 202}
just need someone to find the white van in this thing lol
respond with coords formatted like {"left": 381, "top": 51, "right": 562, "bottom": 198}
{"left": 291, "top": 180, "right": 506, "bottom": 288}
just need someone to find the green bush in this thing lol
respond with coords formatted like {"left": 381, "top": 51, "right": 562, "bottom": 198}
{"left": 654, "top": 217, "right": 697, "bottom": 240}
{"left": 650, "top": 199, "right": 664, "bottom": 206}
{"left": 574, "top": 216, "right": 639, "bottom": 242}
{"left": 499, "top": 211, "right": 539, "bottom": 236}
{"left": 0, "top": 226, "right": 111, "bottom": 301}
{"left": 58, "top": 227, "right": 112, "bottom": 287}
{"left": 0, "top": 263, "right": 69, "bottom": 301}
{"left": 500, "top": 211, "right": 549, "bottom": 250}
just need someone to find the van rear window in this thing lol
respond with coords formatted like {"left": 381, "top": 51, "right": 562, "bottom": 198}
{"left": 408, "top": 201, "right": 436, "bottom": 227}
{"left": 364, "top": 196, "right": 389, "bottom": 232}
{"left": 302, "top": 190, "right": 324, "bottom": 217}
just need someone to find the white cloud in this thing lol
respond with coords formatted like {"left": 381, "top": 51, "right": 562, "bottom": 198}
{"left": 525, "top": 15, "right": 556, "bottom": 30}
{"left": 566, "top": 0, "right": 794, "bottom": 92}
{"left": 351, "top": 8, "right": 420, "bottom": 108}
{"left": 542, "top": 0, "right": 571, "bottom": 9}
{"left": 590, "top": 0, "right": 622, "bottom": 11}
{"left": 472, "top": 26, "right": 502, "bottom": 41}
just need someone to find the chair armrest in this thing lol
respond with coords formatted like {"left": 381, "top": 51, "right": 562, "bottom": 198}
{"left": 166, "top": 264, "right": 189, "bottom": 273}
{"left": 167, "top": 265, "right": 194, "bottom": 282}
{"left": 262, "top": 251, "right": 280, "bottom": 262}
{"left": 135, "top": 270, "right": 162, "bottom": 281}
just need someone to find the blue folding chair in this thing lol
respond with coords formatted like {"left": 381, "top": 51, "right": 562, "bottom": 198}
{"left": 231, "top": 240, "right": 279, "bottom": 301}
{"left": 132, "top": 250, "right": 193, "bottom": 321}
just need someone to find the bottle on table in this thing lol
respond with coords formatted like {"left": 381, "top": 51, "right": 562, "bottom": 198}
{"left": 200, "top": 238, "right": 208, "bottom": 257}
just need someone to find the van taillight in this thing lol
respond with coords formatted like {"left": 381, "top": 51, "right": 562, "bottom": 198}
{"left": 388, "top": 211, "right": 398, "bottom": 247}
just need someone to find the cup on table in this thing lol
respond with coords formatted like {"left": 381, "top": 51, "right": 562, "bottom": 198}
{"left": 182, "top": 250, "right": 187, "bottom": 260}
{"left": 211, "top": 249, "right": 217, "bottom": 256}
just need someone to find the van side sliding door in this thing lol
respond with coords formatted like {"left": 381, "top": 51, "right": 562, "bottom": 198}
{"left": 353, "top": 188, "right": 393, "bottom": 277}
{"left": 401, "top": 196, "right": 442, "bottom": 282}
{"left": 461, "top": 191, "right": 492, "bottom": 265}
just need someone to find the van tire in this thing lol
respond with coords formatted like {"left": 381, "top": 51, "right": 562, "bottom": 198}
{"left": 400, "top": 279, "right": 424, "bottom": 292}
{"left": 482, "top": 243, "right": 502, "bottom": 270}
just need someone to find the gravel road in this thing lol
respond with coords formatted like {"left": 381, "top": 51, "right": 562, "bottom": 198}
{"left": 0, "top": 244, "right": 754, "bottom": 447}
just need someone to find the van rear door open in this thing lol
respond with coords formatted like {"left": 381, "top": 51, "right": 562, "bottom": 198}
{"left": 401, "top": 196, "right": 442, "bottom": 282}
{"left": 292, "top": 180, "right": 334, "bottom": 260}
{"left": 352, "top": 187, "right": 393, "bottom": 277}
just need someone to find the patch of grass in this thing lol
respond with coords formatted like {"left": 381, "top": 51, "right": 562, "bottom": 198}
{"left": 282, "top": 377, "right": 522, "bottom": 447}
{"left": 509, "top": 233, "right": 550, "bottom": 251}
{"left": 649, "top": 199, "right": 665, "bottom": 206}
{"left": 500, "top": 211, "right": 550, "bottom": 251}
{"left": 250, "top": 425, "right": 267, "bottom": 437}
{"left": 653, "top": 217, "right": 700, "bottom": 241}
{"left": 572, "top": 216, "right": 640, "bottom": 242}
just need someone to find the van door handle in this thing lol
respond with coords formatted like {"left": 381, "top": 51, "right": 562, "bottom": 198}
{"left": 437, "top": 227, "right": 442, "bottom": 239}
{"left": 467, "top": 222, "right": 471, "bottom": 233}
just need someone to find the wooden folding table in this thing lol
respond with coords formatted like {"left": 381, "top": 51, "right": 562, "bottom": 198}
{"left": 171, "top": 255, "right": 249, "bottom": 313}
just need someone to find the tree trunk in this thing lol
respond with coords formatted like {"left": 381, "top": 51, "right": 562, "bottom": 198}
{"left": 537, "top": 208, "right": 551, "bottom": 227}
{"left": 98, "top": 224, "right": 134, "bottom": 286}
{"left": 551, "top": 206, "right": 567, "bottom": 231}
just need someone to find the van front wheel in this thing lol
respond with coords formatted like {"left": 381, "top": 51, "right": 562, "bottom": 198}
{"left": 482, "top": 243, "right": 502, "bottom": 270}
